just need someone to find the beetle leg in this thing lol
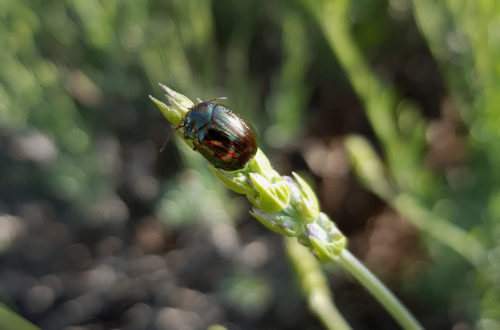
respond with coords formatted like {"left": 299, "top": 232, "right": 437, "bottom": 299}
{"left": 175, "top": 121, "right": 185, "bottom": 139}
{"left": 192, "top": 138, "right": 199, "bottom": 151}
{"left": 193, "top": 129, "right": 210, "bottom": 152}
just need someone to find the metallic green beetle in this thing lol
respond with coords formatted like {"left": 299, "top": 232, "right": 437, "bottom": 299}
{"left": 178, "top": 100, "right": 258, "bottom": 171}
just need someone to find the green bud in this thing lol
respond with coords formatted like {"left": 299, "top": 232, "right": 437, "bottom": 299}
{"left": 149, "top": 95, "right": 183, "bottom": 126}
{"left": 287, "top": 173, "right": 319, "bottom": 224}
{"left": 315, "top": 212, "right": 343, "bottom": 240}
{"left": 306, "top": 213, "right": 346, "bottom": 262}
{"left": 248, "top": 150, "right": 279, "bottom": 179}
{"left": 159, "top": 83, "right": 194, "bottom": 116}
{"left": 149, "top": 83, "right": 195, "bottom": 127}
{"left": 250, "top": 209, "right": 300, "bottom": 237}
{"left": 248, "top": 173, "right": 290, "bottom": 213}
{"left": 209, "top": 166, "right": 254, "bottom": 194}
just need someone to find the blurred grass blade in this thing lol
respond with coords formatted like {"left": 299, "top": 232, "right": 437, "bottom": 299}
{"left": 0, "top": 304, "right": 39, "bottom": 330}
{"left": 285, "top": 238, "right": 351, "bottom": 330}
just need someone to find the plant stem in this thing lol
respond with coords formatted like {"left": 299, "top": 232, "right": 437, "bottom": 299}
{"left": 337, "top": 250, "right": 423, "bottom": 330}
{"left": 391, "top": 193, "right": 487, "bottom": 268}
{"left": 285, "top": 238, "right": 352, "bottom": 330}
{"left": 344, "top": 135, "right": 488, "bottom": 267}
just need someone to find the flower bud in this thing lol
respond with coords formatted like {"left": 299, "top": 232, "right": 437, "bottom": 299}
{"left": 159, "top": 83, "right": 193, "bottom": 116}
{"left": 149, "top": 95, "right": 183, "bottom": 126}
{"left": 248, "top": 173, "right": 290, "bottom": 213}
{"left": 209, "top": 166, "right": 254, "bottom": 194}
{"left": 285, "top": 173, "right": 319, "bottom": 224}
{"left": 306, "top": 213, "right": 346, "bottom": 262}
{"left": 250, "top": 209, "right": 300, "bottom": 237}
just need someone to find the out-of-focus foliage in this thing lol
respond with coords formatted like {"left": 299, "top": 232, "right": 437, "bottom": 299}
{"left": 412, "top": 1, "right": 500, "bottom": 326}
{"left": 0, "top": 0, "right": 499, "bottom": 329}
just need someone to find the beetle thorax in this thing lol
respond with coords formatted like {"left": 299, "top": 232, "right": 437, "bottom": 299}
{"left": 183, "top": 103, "right": 214, "bottom": 140}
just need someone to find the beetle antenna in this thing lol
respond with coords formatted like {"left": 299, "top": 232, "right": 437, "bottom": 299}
{"left": 195, "top": 97, "right": 228, "bottom": 104}
{"left": 204, "top": 97, "right": 227, "bottom": 103}
{"left": 159, "top": 129, "right": 174, "bottom": 152}
{"left": 160, "top": 122, "right": 183, "bottom": 152}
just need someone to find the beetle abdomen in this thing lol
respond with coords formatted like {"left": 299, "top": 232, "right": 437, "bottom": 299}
{"left": 196, "top": 106, "right": 257, "bottom": 171}
{"left": 182, "top": 101, "right": 258, "bottom": 171}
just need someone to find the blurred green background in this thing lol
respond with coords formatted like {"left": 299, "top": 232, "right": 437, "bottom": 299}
{"left": 0, "top": 0, "right": 499, "bottom": 329}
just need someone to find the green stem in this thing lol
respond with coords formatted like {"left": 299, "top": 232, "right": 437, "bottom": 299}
{"left": 344, "top": 135, "right": 488, "bottom": 267}
{"left": 337, "top": 250, "right": 424, "bottom": 330}
{"left": 303, "top": 0, "right": 398, "bottom": 146}
{"left": 285, "top": 238, "right": 351, "bottom": 330}
{"left": 391, "top": 193, "right": 487, "bottom": 268}
{"left": 309, "top": 291, "right": 352, "bottom": 330}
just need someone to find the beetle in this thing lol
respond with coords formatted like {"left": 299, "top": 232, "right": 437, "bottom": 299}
{"left": 177, "top": 99, "right": 258, "bottom": 171}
